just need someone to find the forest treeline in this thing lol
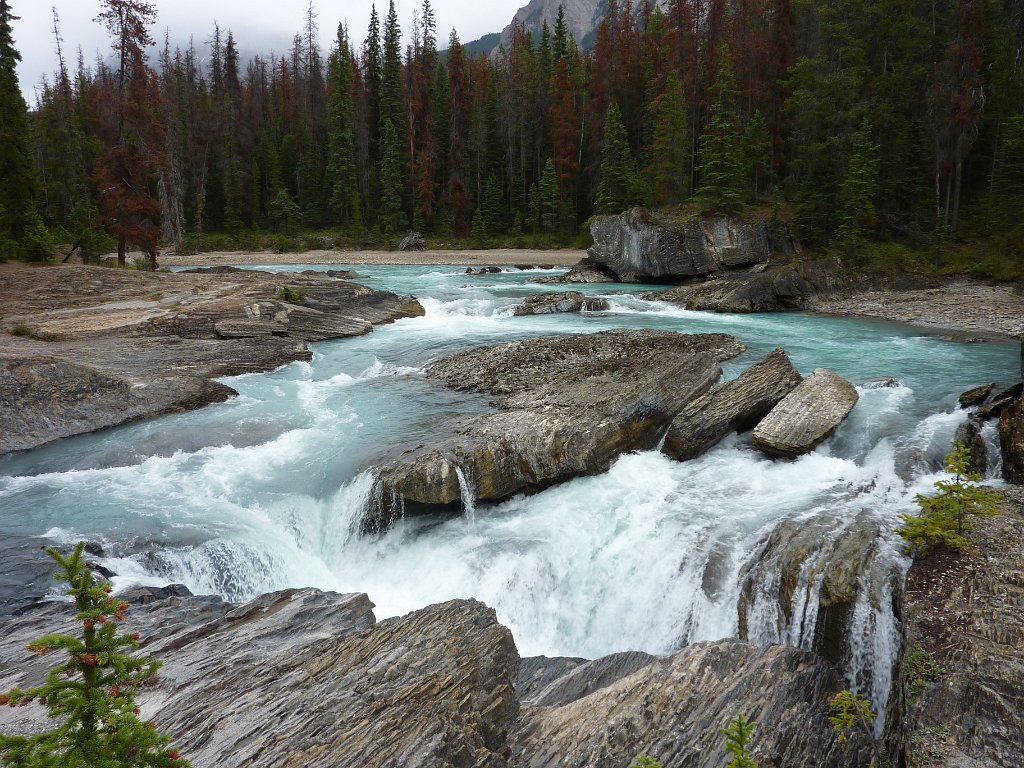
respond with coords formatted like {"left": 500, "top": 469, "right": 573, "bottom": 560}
{"left": 1, "top": 0, "right": 1023, "bottom": 266}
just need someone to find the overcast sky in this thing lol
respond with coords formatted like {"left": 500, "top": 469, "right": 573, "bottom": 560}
{"left": 11, "top": 0, "right": 524, "bottom": 103}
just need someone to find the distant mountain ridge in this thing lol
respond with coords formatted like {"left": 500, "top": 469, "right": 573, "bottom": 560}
{"left": 462, "top": 0, "right": 670, "bottom": 57}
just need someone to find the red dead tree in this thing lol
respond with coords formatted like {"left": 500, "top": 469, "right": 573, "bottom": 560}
{"left": 93, "top": 0, "right": 163, "bottom": 268}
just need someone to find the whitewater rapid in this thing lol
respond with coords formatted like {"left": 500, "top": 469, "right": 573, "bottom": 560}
{"left": 0, "top": 263, "right": 1017, "bottom": 727}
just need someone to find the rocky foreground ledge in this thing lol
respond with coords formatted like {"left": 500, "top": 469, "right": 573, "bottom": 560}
{"left": 0, "top": 264, "right": 423, "bottom": 454}
{"left": 0, "top": 582, "right": 873, "bottom": 768}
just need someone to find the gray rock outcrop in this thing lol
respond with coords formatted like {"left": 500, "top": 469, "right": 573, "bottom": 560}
{"left": 0, "top": 265, "right": 423, "bottom": 454}
{"left": 974, "top": 383, "right": 1022, "bottom": 420}
{"left": 898, "top": 486, "right": 1024, "bottom": 766}
{"left": 752, "top": 368, "right": 859, "bottom": 457}
{"left": 645, "top": 258, "right": 848, "bottom": 313}
{"left": 738, "top": 515, "right": 901, "bottom": 668}
{"left": 512, "top": 641, "right": 873, "bottom": 768}
{"left": 531, "top": 258, "right": 614, "bottom": 284}
{"left": 0, "top": 583, "right": 871, "bottom": 768}
{"left": 398, "top": 231, "right": 425, "bottom": 251}
{"left": 512, "top": 291, "right": 609, "bottom": 316}
{"left": 999, "top": 395, "right": 1024, "bottom": 484}
{"left": 955, "top": 418, "right": 988, "bottom": 477}
{"left": 587, "top": 208, "right": 784, "bottom": 282}
{"left": 662, "top": 348, "right": 802, "bottom": 461}
{"left": 366, "top": 331, "right": 745, "bottom": 527}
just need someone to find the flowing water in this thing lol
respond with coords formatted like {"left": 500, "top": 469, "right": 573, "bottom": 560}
{"left": 0, "top": 263, "right": 1017, "bottom": 724}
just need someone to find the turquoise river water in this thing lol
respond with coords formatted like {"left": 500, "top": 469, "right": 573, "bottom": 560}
{"left": 0, "top": 264, "right": 1017, "bottom": 723}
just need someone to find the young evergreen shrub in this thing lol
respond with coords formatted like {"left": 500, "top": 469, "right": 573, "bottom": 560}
{"left": 722, "top": 713, "right": 758, "bottom": 768}
{"left": 897, "top": 441, "right": 1001, "bottom": 554}
{"left": 0, "top": 543, "right": 189, "bottom": 768}
{"left": 828, "top": 690, "right": 875, "bottom": 748}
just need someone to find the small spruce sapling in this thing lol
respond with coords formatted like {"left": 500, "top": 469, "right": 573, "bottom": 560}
{"left": 630, "top": 756, "right": 663, "bottom": 768}
{"left": 0, "top": 543, "right": 189, "bottom": 768}
{"left": 828, "top": 690, "right": 875, "bottom": 748}
{"left": 722, "top": 713, "right": 758, "bottom": 768}
{"left": 897, "top": 441, "right": 1001, "bottom": 554}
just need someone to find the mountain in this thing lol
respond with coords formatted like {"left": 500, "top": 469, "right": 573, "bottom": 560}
{"left": 462, "top": 0, "right": 670, "bottom": 57}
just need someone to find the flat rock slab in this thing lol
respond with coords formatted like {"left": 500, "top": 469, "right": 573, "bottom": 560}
{"left": 663, "top": 347, "right": 802, "bottom": 461}
{"left": 512, "top": 291, "right": 609, "bottom": 316}
{"left": 367, "top": 331, "right": 745, "bottom": 527}
{"left": 752, "top": 368, "right": 859, "bottom": 457}
{"left": 0, "top": 264, "right": 423, "bottom": 454}
{"left": 959, "top": 383, "right": 995, "bottom": 408}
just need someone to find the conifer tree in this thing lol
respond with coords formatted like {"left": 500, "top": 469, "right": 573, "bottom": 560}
{"left": 327, "top": 24, "right": 361, "bottom": 230}
{"left": 647, "top": 72, "right": 690, "bottom": 205}
{"left": 0, "top": 0, "right": 48, "bottom": 259}
{"left": 471, "top": 175, "right": 505, "bottom": 241}
{"left": 743, "top": 111, "right": 772, "bottom": 201}
{"left": 596, "top": 103, "right": 637, "bottom": 215}
{"left": 697, "top": 45, "right": 746, "bottom": 212}
{"left": 538, "top": 158, "right": 559, "bottom": 232}
{"left": 0, "top": 543, "right": 189, "bottom": 767}
{"left": 378, "top": 118, "right": 407, "bottom": 234}
{"left": 835, "top": 117, "right": 879, "bottom": 247}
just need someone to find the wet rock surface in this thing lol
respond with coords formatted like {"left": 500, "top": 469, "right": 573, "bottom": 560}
{"left": 955, "top": 418, "right": 989, "bottom": 476}
{"left": 752, "top": 368, "right": 859, "bottom": 457}
{"left": 531, "top": 257, "right": 615, "bottom": 284}
{"left": 367, "top": 331, "right": 745, "bottom": 525}
{"left": 999, "top": 395, "right": 1024, "bottom": 484}
{"left": 512, "top": 291, "right": 609, "bottom": 316}
{"left": 662, "top": 348, "right": 802, "bottom": 461}
{"left": 898, "top": 487, "right": 1024, "bottom": 767}
{"left": 0, "top": 264, "right": 423, "bottom": 454}
{"left": 959, "top": 383, "right": 995, "bottom": 408}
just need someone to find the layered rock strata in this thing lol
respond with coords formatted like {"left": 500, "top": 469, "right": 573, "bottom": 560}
{"left": 752, "top": 368, "right": 860, "bottom": 457}
{"left": 512, "top": 291, "right": 610, "bottom": 316}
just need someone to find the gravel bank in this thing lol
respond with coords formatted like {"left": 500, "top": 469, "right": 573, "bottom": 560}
{"left": 158, "top": 248, "right": 586, "bottom": 268}
{"left": 811, "top": 282, "right": 1024, "bottom": 340}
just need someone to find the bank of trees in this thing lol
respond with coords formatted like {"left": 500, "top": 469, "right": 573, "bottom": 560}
{"left": 4, "top": 0, "right": 1024, "bottom": 258}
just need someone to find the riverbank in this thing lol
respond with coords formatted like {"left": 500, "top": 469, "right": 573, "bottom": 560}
{"left": 809, "top": 281, "right": 1024, "bottom": 340}
{"left": 158, "top": 248, "right": 587, "bottom": 268}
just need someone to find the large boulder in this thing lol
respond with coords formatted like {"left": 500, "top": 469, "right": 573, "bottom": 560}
{"left": 587, "top": 208, "right": 786, "bottom": 282}
{"left": 645, "top": 258, "right": 848, "bottom": 313}
{"left": 366, "top": 331, "right": 745, "bottom": 528}
{"left": 958, "top": 383, "right": 995, "bottom": 408}
{"left": 751, "top": 368, "right": 859, "bottom": 457}
{"left": 513, "top": 291, "right": 609, "bottom": 316}
{"left": 512, "top": 641, "right": 873, "bottom": 768}
{"left": 531, "top": 258, "right": 615, "bottom": 285}
{"left": 955, "top": 418, "right": 988, "bottom": 477}
{"left": 663, "top": 348, "right": 802, "bottom": 461}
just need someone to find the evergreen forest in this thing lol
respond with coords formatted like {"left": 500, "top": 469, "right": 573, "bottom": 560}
{"left": 1, "top": 0, "right": 1024, "bottom": 273}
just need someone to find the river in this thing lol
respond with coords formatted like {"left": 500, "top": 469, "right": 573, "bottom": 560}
{"left": 0, "top": 264, "right": 1017, "bottom": 724}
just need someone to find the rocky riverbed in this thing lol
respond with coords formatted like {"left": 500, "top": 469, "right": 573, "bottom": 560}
{"left": 0, "top": 263, "right": 423, "bottom": 453}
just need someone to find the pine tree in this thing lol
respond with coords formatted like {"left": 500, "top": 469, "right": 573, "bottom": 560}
{"left": 378, "top": 117, "right": 406, "bottom": 234}
{"left": 697, "top": 45, "right": 746, "bottom": 212}
{"left": 327, "top": 24, "right": 361, "bottom": 230}
{"left": 0, "top": 543, "right": 189, "bottom": 767}
{"left": 472, "top": 175, "right": 504, "bottom": 240}
{"left": 647, "top": 72, "right": 690, "bottom": 205}
{"left": 991, "top": 115, "right": 1024, "bottom": 230}
{"left": 835, "top": 117, "right": 879, "bottom": 248}
{"left": 596, "top": 103, "right": 637, "bottom": 215}
{"left": 743, "top": 110, "right": 772, "bottom": 201}
{"left": 538, "top": 158, "right": 559, "bottom": 232}
{"left": 722, "top": 713, "right": 758, "bottom": 768}
{"left": 0, "top": 0, "right": 48, "bottom": 259}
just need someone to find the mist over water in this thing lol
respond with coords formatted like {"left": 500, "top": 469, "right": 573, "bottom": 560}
{"left": 1, "top": 264, "right": 1017, "bottom": 723}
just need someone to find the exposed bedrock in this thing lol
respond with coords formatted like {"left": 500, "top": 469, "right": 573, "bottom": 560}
{"left": 958, "top": 382, "right": 995, "bottom": 408}
{"left": 365, "top": 331, "right": 745, "bottom": 528}
{"left": 738, "top": 515, "right": 902, "bottom": 670}
{"left": 662, "top": 347, "right": 802, "bottom": 461}
{"left": 954, "top": 417, "right": 989, "bottom": 476}
{"left": 0, "top": 265, "right": 423, "bottom": 454}
{"left": 512, "top": 291, "right": 610, "bottom": 316}
{"left": 586, "top": 208, "right": 788, "bottom": 282}
{"left": 999, "top": 394, "right": 1024, "bottom": 484}
{"left": 751, "top": 368, "right": 860, "bottom": 457}
{"left": 0, "top": 587, "right": 872, "bottom": 768}
{"left": 644, "top": 258, "right": 848, "bottom": 313}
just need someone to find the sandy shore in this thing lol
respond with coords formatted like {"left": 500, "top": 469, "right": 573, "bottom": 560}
{"left": 158, "top": 248, "right": 586, "bottom": 268}
{"left": 811, "top": 282, "right": 1024, "bottom": 340}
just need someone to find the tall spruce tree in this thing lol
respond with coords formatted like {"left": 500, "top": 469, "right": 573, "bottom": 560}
{"left": 647, "top": 72, "right": 690, "bottom": 205}
{"left": 697, "top": 45, "right": 746, "bottom": 212}
{"left": 327, "top": 24, "right": 361, "bottom": 230}
{"left": 379, "top": 118, "right": 407, "bottom": 233}
{"left": 0, "top": 0, "right": 47, "bottom": 259}
{"left": 596, "top": 103, "right": 637, "bottom": 215}
{"left": 836, "top": 117, "right": 880, "bottom": 247}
